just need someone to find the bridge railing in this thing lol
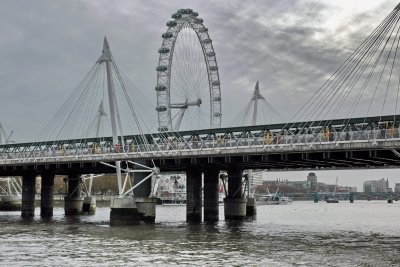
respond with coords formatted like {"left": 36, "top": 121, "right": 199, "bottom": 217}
{"left": 0, "top": 128, "right": 400, "bottom": 164}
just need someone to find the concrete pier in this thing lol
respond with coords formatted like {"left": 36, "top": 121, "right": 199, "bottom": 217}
{"left": 246, "top": 197, "right": 257, "bottom": 218}
{"left": 135, "top": 197, "right": 157, "bottom": 223}
{"left": 82, "top": 196, "right": 96, "bottom": 215}
{"left": 224, "top": 198, "right": 247, "bottom": 220}
{"left": 110, "top": 197, "right": 140, "bottom": 226}
{"left": 40, "top": 172, "right": 55, "bottom": 217}
{"left": 134, "top": 169, "right": 156, "bottom": 223}
{"left": 0, "top": 195, "right": 22, "bottom": 211}
{"left": 313, "top": 193, "right": 319, "bottom": 203}
{"left": 64, "top": 174, "right": 83, "bottom": 215}
{"left": 21, "top": 174, "right": 36, "bottom": 218}
{"left": 204, "top": 168, "right": 220, "bottom": 222}
{"left": 224, "top": 168, "right": 247, "bottom": 220}
{"left": 186, "top": 167, "right": 202, "bottom": 223}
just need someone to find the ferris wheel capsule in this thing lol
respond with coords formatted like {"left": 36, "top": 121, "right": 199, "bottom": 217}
{"left": 202, "top": 38, "right": 212, "bottom": 44}
{"left": 162, "top": 32, "right": 173, "bottom": 39}
{"left": 209, "top": 66, "right": 218, "bottom": 71}
{"left": 177, "top": 8, "right": 193, "bottom": 14}
{"left": 194, "top": 18, "right": 204, "bottom": 24}
{"left": 155, "top": 85, "right": 167, "bottom": 91}
{"left": 158, "top": 47, "right": 170, "bottom": 54}
{"left": 191, "top": 12, "right": 198, "bottom": 17}
{"left": 158, "top": 126, "right": 169, "bottom": 132}
{"left": 198, "top": 28, "right": 208, "bottom": 33}
{"left": 156, "top": 106, "right": 167, "bottom": 112}
{"left": 171, "top": 13, "right": 182, "bottom": 19}
{"left": 214, "top": 112, "right": 222, "bottom": 117}
{"left": 166, "top": 21, "right": 177, "bottom": 27}
{"left": 156, "top": 65, "right": 168, "bottom": 72}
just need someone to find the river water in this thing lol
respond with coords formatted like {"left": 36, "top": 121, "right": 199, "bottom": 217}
{"left": 1, "top": 201, "right": 400, "bottom": 266}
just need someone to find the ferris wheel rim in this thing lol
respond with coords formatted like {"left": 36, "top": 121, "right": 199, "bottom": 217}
{"left": 156, "top": 8, "right": 222, "bottom": 132}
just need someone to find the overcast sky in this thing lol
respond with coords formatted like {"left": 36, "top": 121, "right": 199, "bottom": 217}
{"left": 1, "top": 0, "right": 400, "bottom": 189}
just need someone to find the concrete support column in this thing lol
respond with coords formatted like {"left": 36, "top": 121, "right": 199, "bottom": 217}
{"left": 64, "top": 174, "right": 83, "bottom": 215}
{"left": 0, "top": 195, "right": 21, "bottom": 211}
{"left": 40, "top": 172, "right": 55, "bottom": 217}
{"left": 204, "top": 168, "right": 220, "bottom": 222}
{"left": 186, "top": 167, "right": 202, "bottom": 223}
{"left": 21, "top": 174, "right": 36, "bottom": 218}
{"left": 134, "top": 163, "right": 156, "bottom": 223}
{"left": 227, "top": 168, "right": 243, "bottom": 198}
{"left": 246, "top": 197, "right": 257, "bottom": 218}
{"left": 224, "top": 168, "right": 247, "bottom": 220}
{"left": 349, "top": 192, "right": 354, "bottom": 203}
{"left": 313, "top": 193, "right": 319, "bottom": 203}
{"left": 110, "top": 197, "right": 140, "bottom": 226}
{"left": 82, "top": 196, "right": 96, "bottom": 215}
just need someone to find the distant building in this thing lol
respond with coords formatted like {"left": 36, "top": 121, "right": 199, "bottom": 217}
{"left": 394, "top": 183, "right": 400, "bottom": 193}
{"left": 315, "top": 182, "right": 328, "bottom": 192}
{"left": 307, "top": 172, "right": 318, "bottom": 191}
{"left": 291, "top": 180, "right": 311, "bottom": 190}
{"left": 363, "top": 178, "right": 390, "bottom": 193}
{"left": 337, "top": 186, "right": 357, "bottom": 193}
{"left": 248, "top": 170, "right": 264, "bottom": 191}
{"left": 326, "top": 184, "right": 336, "bottom": 193}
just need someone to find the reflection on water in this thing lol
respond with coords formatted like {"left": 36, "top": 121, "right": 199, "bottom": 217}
{"left": 1, "top": 201, "right": 400, "bottom": 266}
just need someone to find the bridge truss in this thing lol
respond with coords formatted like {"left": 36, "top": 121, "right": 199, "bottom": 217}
{"left": 1, "top": 114, "right": 400, "bottom": 170}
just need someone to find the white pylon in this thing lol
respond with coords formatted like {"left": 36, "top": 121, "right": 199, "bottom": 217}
{"left": 0, "top": 122, "right": 13, "bottom": 145}
{"left": 252, "top": 81, "right": 265, "bottom": 126}
{"left": 98, "top": 37, "right": 124, "bottom": 195}
{"left": 95, "top": 100, "right": 107, "bottom": 137}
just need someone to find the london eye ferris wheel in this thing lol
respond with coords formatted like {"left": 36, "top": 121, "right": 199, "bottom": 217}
{"left": 155, "top": 8, "right": 222, "bottom": 132}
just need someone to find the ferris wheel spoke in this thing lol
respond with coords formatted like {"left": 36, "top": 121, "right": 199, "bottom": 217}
{"left": 172, "top": 51, "right": 190, "bottom": 96}
{"left": 170, "top": 76, "right": 188, "bottom": 99}
{"left": 195, "top": 108, "right": 209, "bottom": 128}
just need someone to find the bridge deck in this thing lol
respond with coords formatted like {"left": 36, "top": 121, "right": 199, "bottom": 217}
{"left": 0, "top": 114, "right": 400, "bottom": 173}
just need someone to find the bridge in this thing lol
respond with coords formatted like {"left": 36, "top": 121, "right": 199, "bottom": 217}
{"left": 2, "top": 5, "right": 400, "bottom": 225}
{"left": 1, "top": 114, "right": 400, "bottom": 172}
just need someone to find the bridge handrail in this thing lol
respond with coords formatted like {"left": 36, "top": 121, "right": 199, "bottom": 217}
{"left": 0, "top": 128, "right": 399, "bottom": 164}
